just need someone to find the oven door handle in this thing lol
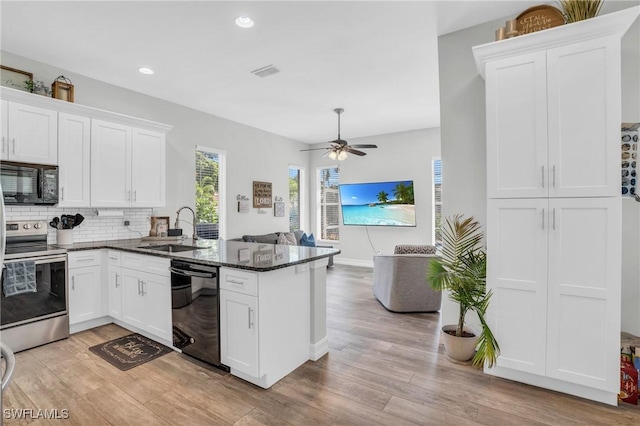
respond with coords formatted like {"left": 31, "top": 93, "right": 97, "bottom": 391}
{"left": 4, "top": 254, "right": 67, "bottom": 265}
{"left": 169, "top": 267, "right": 215, "bottom": 279}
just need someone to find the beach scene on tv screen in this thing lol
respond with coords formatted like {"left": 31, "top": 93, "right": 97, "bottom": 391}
{"left": 339, "top": 180, "right": 416, "bottom": 226}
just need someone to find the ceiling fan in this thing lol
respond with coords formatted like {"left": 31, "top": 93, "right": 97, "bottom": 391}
{"left": 301, "top": 108, "right": 377, "bottom": 160}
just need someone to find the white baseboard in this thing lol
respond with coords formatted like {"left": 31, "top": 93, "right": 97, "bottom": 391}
{"left": 334, "top": 258, "right": 373, "bottom": 268}
{"left": 309, "top": 337, "right": 329, "bottom": 361}
{"left": 69, "top": 316, "right": 112, "bottom": 334}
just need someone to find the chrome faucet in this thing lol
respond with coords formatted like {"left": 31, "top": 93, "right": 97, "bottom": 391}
{"left": 175, "top": 206, "right": 199, "bottom": 241}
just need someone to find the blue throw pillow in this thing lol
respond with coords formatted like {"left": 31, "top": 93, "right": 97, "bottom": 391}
{"left": 300, "top": 233, "right": 316, "bottom": 247}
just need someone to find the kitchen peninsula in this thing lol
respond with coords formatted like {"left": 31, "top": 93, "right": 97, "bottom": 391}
{"left": 63, "top": 238, "right": 339, "bottom": 389}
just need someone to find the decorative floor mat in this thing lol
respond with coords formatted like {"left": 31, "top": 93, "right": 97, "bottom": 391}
{"left": 89, "top": 333, "right": 171, "bottom": 371}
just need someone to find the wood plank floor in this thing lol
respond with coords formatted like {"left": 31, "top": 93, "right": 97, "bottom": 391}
{"left": 3, "top": 264, "right": 639, "bottom": 425}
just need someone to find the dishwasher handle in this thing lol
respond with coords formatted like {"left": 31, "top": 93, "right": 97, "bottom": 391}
{"left": 169, "top": 267, "right": 216, "bottom": 279}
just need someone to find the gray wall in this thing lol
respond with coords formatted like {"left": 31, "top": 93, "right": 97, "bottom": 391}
{"left": 437, "top": 2, "right": 640, "bottom": 325}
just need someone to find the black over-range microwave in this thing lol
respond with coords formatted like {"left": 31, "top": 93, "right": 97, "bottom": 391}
{"left": 0, "top": 161, "right": 59, "bottom": 205}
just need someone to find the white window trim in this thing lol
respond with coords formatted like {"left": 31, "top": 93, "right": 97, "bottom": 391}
{"left": 196, "top": 145, "right": 226, "bottom": 240}
{"left": 316, "top": 166, "right": 340, "bottom": 242}
{"left": 289, "top": 164, "right": 306, "bottom": 232}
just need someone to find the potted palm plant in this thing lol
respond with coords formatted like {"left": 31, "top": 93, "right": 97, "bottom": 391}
{"left": 428, "top": 214, "right": 499, "bottom": 368}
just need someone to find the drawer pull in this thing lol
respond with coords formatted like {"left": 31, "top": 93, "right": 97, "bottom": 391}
{"left": 227, "top": 279, "right": 245, "bottom": 285}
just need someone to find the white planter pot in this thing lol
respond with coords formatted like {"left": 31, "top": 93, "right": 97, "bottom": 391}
{"left": 441, "top": 324, "right": 478, "bottom": 362}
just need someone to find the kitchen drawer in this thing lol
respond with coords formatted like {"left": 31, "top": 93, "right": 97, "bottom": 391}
{"left": 122, "top": 252, "right": 170, "bottom": 277}
{"left": 220, "top": 268, "right": 258, "bottom": 296}
{"left": 106, "top": 250, "right": 122, "bottom": 267}
{"left": 68, "top": 250, "right": 101, "bottom": 268}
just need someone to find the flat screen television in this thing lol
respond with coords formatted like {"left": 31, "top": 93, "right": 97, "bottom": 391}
{"left": 338, "top": 180, "right": 416, "bottom": 227}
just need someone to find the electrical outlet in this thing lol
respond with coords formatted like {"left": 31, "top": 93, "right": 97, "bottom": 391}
{"left": 124, "top": 220, "right": 130, "bottom": 226}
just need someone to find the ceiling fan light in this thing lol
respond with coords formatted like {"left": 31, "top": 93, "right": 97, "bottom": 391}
{"left": 328, "top": 151, "right": 338, "bottom": 160}
{"left": 337, "top": 151, "right": 348, "bottom": 161}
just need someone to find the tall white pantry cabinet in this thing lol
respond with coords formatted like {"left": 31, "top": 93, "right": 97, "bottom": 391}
{"left": 473, "top": 7, "right": 640, "bottom": 406}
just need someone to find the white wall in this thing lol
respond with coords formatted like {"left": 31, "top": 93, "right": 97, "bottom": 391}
{"left": 309, "top": 127, "right": 441, "bottom": 266}
{"left": 437, "top": 2, "right": 640, "bottom": 326}
{"left": 0, "top": 51, "right": 311, "bottom": 241}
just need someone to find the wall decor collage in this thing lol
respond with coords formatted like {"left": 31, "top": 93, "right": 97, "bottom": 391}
{"left": 622, "top": 123, "right": 640, "bottom": 197}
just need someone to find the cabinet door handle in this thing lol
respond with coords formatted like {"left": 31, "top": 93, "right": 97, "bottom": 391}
{"left": 61, "top": 187, "right": 64, "bottom": 201}
{"left": 228, "top": 279, "right": 244, "bottom": 286}
{"left": 248, "top": 307, "right": 254, "bottom": 329}
{"left": 141, "top": 281, "right": 146, "bottom": 296}
{"left": 541, "top": 208, "right": 545, "bottom": 230}
{"left": 552, "top": 165, "right": 556, "bottom": 187}
{"left": 552, "top": 208, "right": 556, "bottom": 231}
{"left": 133, "top": 190, "right": 137, "bottom": 202}
{"left": 109, "top": 256, "right": 118, "bottom": 260}
{"left": 137, "top": 279, "right": 141, "bottom": 295}
{"left": 72, "top": 276, "right": 75, "bottom": 291}
{"left": 127, "top": 190, "right": 131, "bottom": 201}
{"left": 1, "top": 136, "right": 4, "bottom": 153}
{"left": 115, "top": 273, "right": 120, "bottom": 288}
{"left": 11, "top": 138, "right": 16, "bottom": 153}
{"left": 541, "top": 166, "right": 545, "bottom": 188}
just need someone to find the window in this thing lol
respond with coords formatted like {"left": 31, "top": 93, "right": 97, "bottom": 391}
{"left": 433, "top": 158, "right": 442, "bottom": 246}
{"left": 318, "top": 167, "right": 340, "bottom": 241}
{"left": 195, "top": 146, "right": 226, "bottom": 239}
{"left": 288, "top": 166, "right": 304, "bottom": 232}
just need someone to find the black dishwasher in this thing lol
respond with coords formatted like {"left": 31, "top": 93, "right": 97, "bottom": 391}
{"left": 170, "top": 260, "right": 229, "bottom": 371}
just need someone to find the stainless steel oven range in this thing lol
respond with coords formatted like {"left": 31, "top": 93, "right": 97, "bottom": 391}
{"left": 1, "top": 220, "right": 68, "bottom": 352}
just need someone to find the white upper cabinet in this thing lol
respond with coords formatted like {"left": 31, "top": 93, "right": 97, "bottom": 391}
{"left": 486, "top": 52, "right": 548, "bottom": 199}
{"left": 484, "top": 36, "right": 620, "bottom": 199}
{"left": 91, "top": 120, "right": 132, "bottom": 207}
{"left": 0, "top": 86, "right": 171, "bottom": 208}
{"left": 546, "top": 36, "right": 620, "bottom": 198}
{"left": 91, "top": 120, "right": 166, "bottom": 208}
{"left": 131, "top": 128, "right": 166, "bottom": 207}
{"left": 58, "top": 113, "right": 91, "bottom": 207}
{"left": 2, "top": 101, "right": 57, "bottom": 165}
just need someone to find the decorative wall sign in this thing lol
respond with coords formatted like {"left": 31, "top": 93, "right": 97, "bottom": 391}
{"left": 0, "top": 65, "right": 32, "bottom": 92}
{"left": 273, "top": 196, "right": 285, "bottom": 217}
{"left": 237, "top": 194, "right": 249, "bottom": 213}
{"left": 274, "top": 202, "right": 285, "bottom": 217}
{"left": 253, "top": 181, "right": 272, "bottom": 208}
{"left": 516, "top": 5, "right": 564, "bottom": 35}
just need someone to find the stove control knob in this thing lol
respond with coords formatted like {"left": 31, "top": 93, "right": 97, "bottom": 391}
{"left": 34, "top": 223, "right": 42, "bottom": 229}
{"left": 23, "top": 224, "right": 31, "bottom": 229}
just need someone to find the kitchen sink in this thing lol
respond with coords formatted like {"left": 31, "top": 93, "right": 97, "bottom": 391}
{"left": 141, "top": 244, "right": 207, "bottom": 253}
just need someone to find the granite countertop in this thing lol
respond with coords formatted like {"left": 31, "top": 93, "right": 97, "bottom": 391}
{"left": 56, "top": 238, "right": 340, "bottom": 272}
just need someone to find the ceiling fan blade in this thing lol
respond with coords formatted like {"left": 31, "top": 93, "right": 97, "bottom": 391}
{"left": 349, "top": 144, "right": 378, "bottom": 149}
{"left": 331, "top": 138, "right": 348, "bottom": 146}
{"left": 345, "top": 147, "right": 366, "bottom": 156}
{"left": 300, "top": 147, "right": 331, "bottom": 152}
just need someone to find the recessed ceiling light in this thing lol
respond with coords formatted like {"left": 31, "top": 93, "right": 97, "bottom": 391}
{"left": 235, "top": 16, "right": 254, "bottom": 28}
{"left": 138, "top": 67, "right": 154, "bottom": 75}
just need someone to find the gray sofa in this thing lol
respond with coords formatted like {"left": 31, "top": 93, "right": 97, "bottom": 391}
{"left": 372, "top": 245, "right": 442, "bottom": 312}
{"left": 230, "top": 230, "right": 334, "bottom": 266}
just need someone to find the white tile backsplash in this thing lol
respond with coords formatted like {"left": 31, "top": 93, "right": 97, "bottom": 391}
{"left": 5, "top": 206, "right": 153, "bottom": 244}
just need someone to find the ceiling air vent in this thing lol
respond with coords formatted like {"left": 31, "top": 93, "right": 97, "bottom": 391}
{"left": 251, "top": 64, "right": 280, "bottom": 78}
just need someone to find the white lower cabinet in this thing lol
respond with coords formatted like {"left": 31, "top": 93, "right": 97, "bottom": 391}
{"left": 487, "top": 197, "right": 621, "bottom": 396}
{"left": 106, "top": 251, "right": 123, "bottom": 320}
{"left": 120, "top": 253, "right": 171, "bottom": 342}
{"left": 68, "top": 251, "right": 103, "bottom": 325}
{"left": 219, "top": 266, "right": 310, "bottom": 388}
{"left": 220, "top": 290, "right": 259, "bottom": 377}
